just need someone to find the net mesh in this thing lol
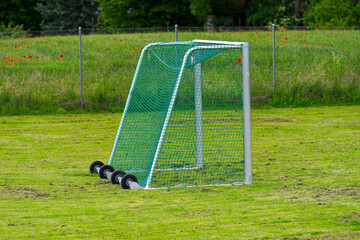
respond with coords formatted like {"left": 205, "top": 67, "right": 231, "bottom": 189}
{"left": 110, "top": 41, "right": 245, "bottom": 188}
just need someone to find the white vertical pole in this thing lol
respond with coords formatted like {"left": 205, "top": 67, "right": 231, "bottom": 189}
{"left": 193, "top": 55, "right": 203, "bottom": 168}
{"left": 79, "top": 27, "right": 83, "bottom": 109}
{"left": 242, "top": 43, "right": 252, "bottom": 184}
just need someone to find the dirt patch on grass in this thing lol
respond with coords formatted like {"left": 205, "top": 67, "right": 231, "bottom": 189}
{"left": 282, "top": 187, "right": 360, "bottom": 205}
{"left": 312, "top": 187, "right": 360, "bottom": 199}
{"left": 1, "top": 185, "right": 51, "bottom": 199}
{"left": 264, "top": 229, "right": 360, "bottom": 240}
{"left": 170, "top": 116, "right": 296, "bottom": 125}
{"left": 170, "top": 117, "right": 295, "bottom": 125}
{"left": 272, "top": 231, "right": 360, "bottom": 239}
{"left": 253, "top": 118, "right": 295, "bottom": 123}
{"left": 171, "top": 118, "right": 243, "bottom": 124}
{"left": 94, "top": 180, "right": 112, "bottom": 186}
{"left": 339, "top": 212, "right": 360, "bottom": 225}
{"left": 169, "top": 209, "right": 219, "bottom": 217}
{"left": 93, "top": 180, "right": 122, "bottom": 192}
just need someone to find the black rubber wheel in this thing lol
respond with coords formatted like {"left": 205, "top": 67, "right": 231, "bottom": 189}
{"left": 89, "top": 161, "right": 104, "bottom": 174}
{"left": 110, "top": 170, "right": 127, "bottom": 184}
{"left": 99, "top": 165, "right": 115, "bottom": 179}
{"left": 121, "top": 174, "right": 138, "bottom": 189}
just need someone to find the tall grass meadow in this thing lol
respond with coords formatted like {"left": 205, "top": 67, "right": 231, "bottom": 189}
{"left": 0, "top": 26, "right": 359, "bottom": 115}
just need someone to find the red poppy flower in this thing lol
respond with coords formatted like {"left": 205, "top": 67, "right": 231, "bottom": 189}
{"left": 59, "top": 55, "right": 63, "bottom": 58}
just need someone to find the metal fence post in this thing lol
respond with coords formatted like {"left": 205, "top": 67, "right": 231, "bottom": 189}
{"left": 272, "top": 24, "right": 276, "bottom": 94}
{"left": 175, "top": 25, "right": 178, "bottom": 65}
{"left": 79, "top": 27, "right": 84, "bottom": 109}
{"left": 175, "top": 24, "right": 178, "bottom": 41}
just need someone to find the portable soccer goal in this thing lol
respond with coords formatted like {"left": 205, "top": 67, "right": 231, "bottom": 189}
{"left": 107, "top": 39, "right": 251, "bottom": 189}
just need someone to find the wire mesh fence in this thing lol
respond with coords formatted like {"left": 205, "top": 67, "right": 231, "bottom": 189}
{"left": 0, "top": 26, "right": 359, "bottom": 114}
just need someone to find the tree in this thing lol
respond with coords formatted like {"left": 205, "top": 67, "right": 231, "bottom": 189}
{"left": 190, "top": 0, "right": 253, "bottom": 26}
{"left": 304, "top": 0, "right": 360, "bottom": 26}
{"left": 0, "top": 0, "right": 41, "bottom": 31}
{"left": 97, "top": 0, "right": 197, "bottom": 28}
{"left": 244, "top": 0, "right": 252, "bottom": 25}
{"left": 294, "top": 0, "right": 300, "bottom": 18}
{"left": 190, "top": 0, "right": 212, "bottom": 23}
{"left": 37, "top": 0, "right": 99, "bottom": 30}
{"left": 247, "top": 0, "right": 307, "bottom": 26}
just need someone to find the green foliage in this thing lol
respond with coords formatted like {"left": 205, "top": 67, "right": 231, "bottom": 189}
{"left": 96, "top": 0, "right": 138, "bottom": 28}
{"left": 0, "top": 0, "right": 41, "bottom": 31}
{"left": 0, "top": 22, "right": 25, "bottom": 32}
{"left": 37, "top": 0, "right": 99, "bottom": 30}
{"left": 3, "top": 0, "right": 360, "bottom": 30}
{"left": 97, "top": 0, "right": 197, "bottom": 27}
{"left": 189, "top": 0, "right": 212, "bottom": 23}
{"left": 248, "top": 0, "right": 301, "bottom": 26}
{"left": 304, "top": 0, "right": 360, "bottom": 26}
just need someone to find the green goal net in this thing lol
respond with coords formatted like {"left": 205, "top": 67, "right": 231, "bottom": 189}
{"left": 108, "top": 40, "right": 251, "bottom": 189}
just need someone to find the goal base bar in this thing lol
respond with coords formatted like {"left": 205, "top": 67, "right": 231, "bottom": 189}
{"left": 144, "top": 182, "right": 245, "bottom": 190}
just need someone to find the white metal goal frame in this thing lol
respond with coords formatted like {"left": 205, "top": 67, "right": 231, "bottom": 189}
{"left": 108, "top": 39, "right": 252, "bottom": 189}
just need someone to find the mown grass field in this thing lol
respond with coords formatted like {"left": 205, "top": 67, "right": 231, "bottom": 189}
{"left": 1, "top": 105, "right": 359, "bottom": 239}
{"left": 1, "top": 27, "right": 360, "bottom": 114}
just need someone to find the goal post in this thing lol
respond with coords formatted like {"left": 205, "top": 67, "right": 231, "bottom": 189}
{"left": 192, "top": 40, "right": 252, "bottom": 185}
{"left": 108, "top": 40, "right": 251, "bottom": 189}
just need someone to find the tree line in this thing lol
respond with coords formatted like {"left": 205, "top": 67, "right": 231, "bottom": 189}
{"left": 1, "top": 0, "right": 360, "bottom": 31}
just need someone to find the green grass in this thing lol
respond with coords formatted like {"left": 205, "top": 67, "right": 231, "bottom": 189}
{"left": 1, "top": 105, "right": 359, "bottom": 239}
{"left": 0, "top": 28, "right": 360, "bottom": 114}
